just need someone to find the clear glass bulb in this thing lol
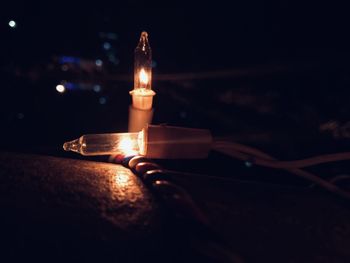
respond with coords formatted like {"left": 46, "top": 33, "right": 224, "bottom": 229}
{"left": 63, "top": 131, "right": 145, "bottom": 156}
{"left": 63, "top": 125, "right": 213, "bottom": 159}
{"left": 133, "top": 31, "right": 152, "bottom": 91}
{"left": 130, "top": 31, "right": 155, "bottom": 110}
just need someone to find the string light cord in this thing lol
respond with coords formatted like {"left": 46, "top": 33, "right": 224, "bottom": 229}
{"left": 214, "top": 141, "right": 350, "bottom": 169}
{"left": 214, "top": 142, "right": 318, "bottom": 182}
{"left": 330, "top": 175, "right": 350, "bottom": 184}
{"left": 109, "top": 154, "right": 243, "bottom": 262}
{"left": 63, "top": 125, "right": 350, "bottom": 199}
{"left": 212, "top": 141, "right": 350, "bottom": 200}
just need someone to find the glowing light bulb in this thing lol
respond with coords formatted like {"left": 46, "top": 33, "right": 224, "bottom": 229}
{"left": 63, "top": 125, "right": 212, "bottom": 159}
{"left": 63, "top": 131, "right": 145, "bottom": 156}
{"left": 134, "top": 31, "right": 152, "bottom": 90}
{"left": 130, "top": 31, "right": 155, "bottom": 110}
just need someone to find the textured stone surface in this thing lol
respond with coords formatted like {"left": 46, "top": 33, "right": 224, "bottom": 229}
{"left": 1, "top": 152, "right": 350, "bottom": 262}
{"left": 173, "top": 173, "right": 350, "bottom": 263}
{"left": 0, "top": 153, "right": 160, "bottom": 262}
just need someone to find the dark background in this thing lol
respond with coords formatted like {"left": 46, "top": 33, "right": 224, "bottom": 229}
{"left": 1, "top": 1, "right": 350, "bottom": 182}
{"left": 2, "top": 3, "right": 350, "bottom": 262}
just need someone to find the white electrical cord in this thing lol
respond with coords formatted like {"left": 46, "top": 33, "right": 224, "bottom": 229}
{"left": 214, "top": 141, "right": 350, "bottom": 169}
{"left": 213, "top": 140, "right": 350, "bottom": 200}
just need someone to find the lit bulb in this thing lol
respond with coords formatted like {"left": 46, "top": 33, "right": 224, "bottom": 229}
{"left": 63, "top": 125, "right": 212, "bottom": 159}
{"left": 130, "top": 31, "right": 155, "bottom": 110}
{"left": 63, "top": 131, "right": 145, "bottom": 156}
{"left": 134, "top": 31, "right": 152, "bottom": 90}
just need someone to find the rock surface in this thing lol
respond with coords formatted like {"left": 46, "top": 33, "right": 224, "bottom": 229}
{"left": 0, "top": 153, "right": 160, "bottom": 262}
{"left": 1, "top": 152, "right": 350, "bottom": 262}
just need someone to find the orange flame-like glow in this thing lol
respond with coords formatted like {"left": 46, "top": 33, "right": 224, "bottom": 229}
{"left": 139, "top": 68, "right": 149, "bottom": 86}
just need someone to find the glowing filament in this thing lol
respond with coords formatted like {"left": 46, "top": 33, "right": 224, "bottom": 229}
{"left": 139, "top": 68, "right": 149, "bottom": 86}
{"left": 119, "top": 137, "right": 138, "bottom": 156}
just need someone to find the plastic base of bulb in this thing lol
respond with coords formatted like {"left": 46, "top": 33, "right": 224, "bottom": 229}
{"left": 130, "top": 89, "right": 155, "bottom": 110}
{"left": 142, "top": 125, "right": 212, "bottom": 159}
{"left": 128, "top": 105, "right": 154, "bottom": 132}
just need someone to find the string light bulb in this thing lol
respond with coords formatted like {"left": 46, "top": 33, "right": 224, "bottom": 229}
{"left": 63, "top": 131, "right": 144, "bottom": 156}
{"left": 63, "top": 125, "right": 212, "bottom": 158}
{"left": 130, "top": 31, "right": 155, "bottom": 110}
